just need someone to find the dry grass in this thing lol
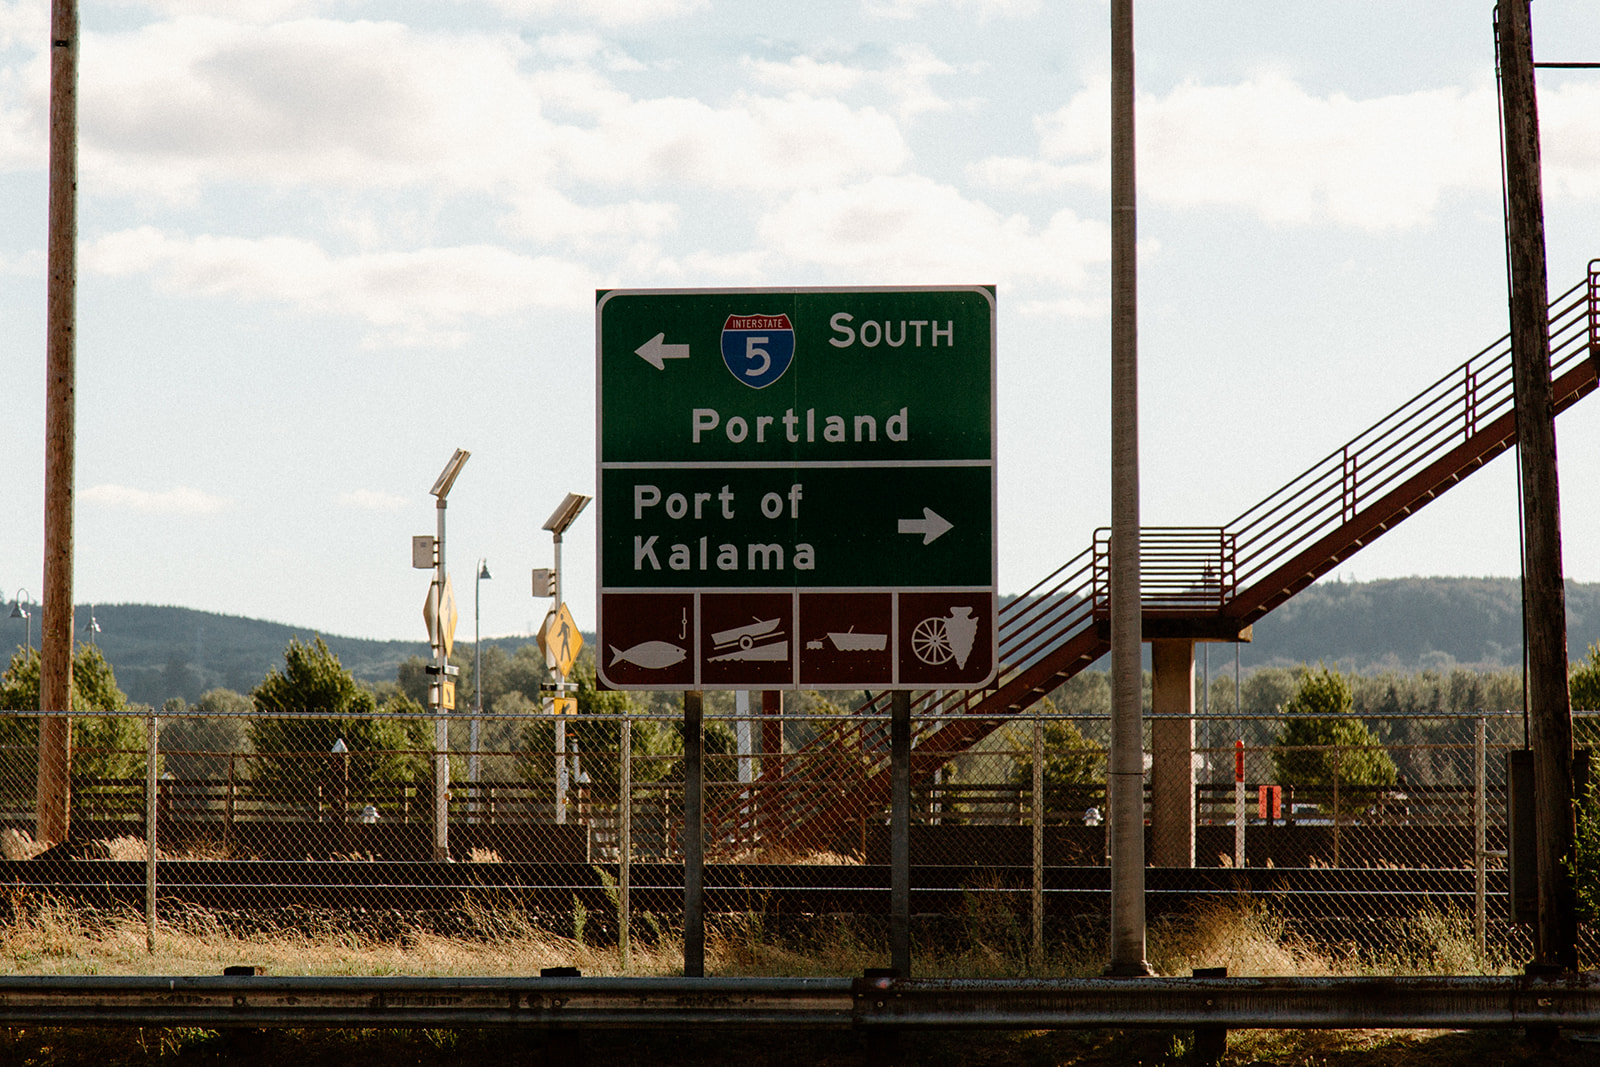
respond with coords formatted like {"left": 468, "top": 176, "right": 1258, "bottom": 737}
{"left": 0, "top": 891, "right": 1571, "bottom": 1067}
{"left": 0, "top": 886, "right": 1514, "bottom": 985}
{"left": 1149, "top": 895, "right": 1333, "bottom": 977}
{"left": 0, "top": 827, "right": 48, "bottom": 860}
{"left": 720, "top": 845, "right": 862, "bottom": 865}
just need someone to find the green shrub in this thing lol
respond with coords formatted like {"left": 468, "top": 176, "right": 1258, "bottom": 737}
{"left": 1272, "top": 665, "right": 1397, "bottom": 790}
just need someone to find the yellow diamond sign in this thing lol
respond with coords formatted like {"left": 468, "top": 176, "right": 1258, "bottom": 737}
{"left": 438, "top": 575, "right": 459, "bottom": 658}
{"left": 538, "top": 602, "right": 583, "bottom": 678}
{"left": 422, "top": 576, "right": 461, "bottom": 658}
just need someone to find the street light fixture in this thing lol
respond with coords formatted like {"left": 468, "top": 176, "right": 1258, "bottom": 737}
{"left": 542, "top": 492, "right": 591, "bottom": 537}
{"left": 10, "top": 589, "right": 32, "bottom": 651}
{"left": 430, "top": 449, "right": 471, "bottom": 500}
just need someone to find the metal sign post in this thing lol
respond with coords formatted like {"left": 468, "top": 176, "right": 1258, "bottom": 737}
{"left": 537, "top": 494, "right": 591, "bottom": 826}
{"left": 423, "top": 449, "right": 469, "bottom": 862}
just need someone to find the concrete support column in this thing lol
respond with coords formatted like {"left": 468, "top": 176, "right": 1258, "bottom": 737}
{"left": 1151, "top": 638, "right": 1196, "bottom": 868}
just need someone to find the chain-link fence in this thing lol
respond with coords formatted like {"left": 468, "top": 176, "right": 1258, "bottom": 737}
{"left": 0, "top": 704, "right": 1581, "bottom": 975}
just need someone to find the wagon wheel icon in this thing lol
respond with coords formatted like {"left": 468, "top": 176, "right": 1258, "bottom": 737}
{"left": 911, "top": 616, "right": 955, "bottom": 666}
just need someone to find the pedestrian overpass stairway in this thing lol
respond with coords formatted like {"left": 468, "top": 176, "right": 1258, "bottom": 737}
{"left": 705, "top": 263, "right": 1600, "bottom": 857}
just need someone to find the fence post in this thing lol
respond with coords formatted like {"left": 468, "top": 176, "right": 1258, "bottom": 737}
{"left": 1475, "top": 714, "right": 1488, "bottom": 961}
{"left": 145, "top": 709, "right": 157, "bottom": 954}
{"left": 620, "top": 713, "right": 632, "bottom": 973}
{"left": 1332, "top": 774, "right": 1341, "bottom": 868}
{"left": 225, "top": 754, "right": 236, "bottom": 856}
{"left": 1233, "top": 741, "right": 1245, "bottom": 868}
{"left": 1032, "top": 715, "right": 1044, "bottom": 971}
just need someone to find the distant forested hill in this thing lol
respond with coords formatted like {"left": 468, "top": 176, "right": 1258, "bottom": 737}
{"left": 10, "top": 578, "right": 1598, "bottom": 709}
{"left": 47, "top": 604, "right": 538, "bottom": 709}
{"left": 1241, "top": 577, "right": 1600, "bottom": 672}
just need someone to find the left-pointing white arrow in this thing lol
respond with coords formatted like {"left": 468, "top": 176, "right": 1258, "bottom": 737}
{"left": 898, "top": 508, "right": 954, "bottom": 545}
{"left": 636, "top": 333, "right": 690, "bottom": 370}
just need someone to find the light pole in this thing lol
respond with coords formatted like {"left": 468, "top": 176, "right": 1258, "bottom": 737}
{"left": 471, "top": 559, "right": 491, "bottom": 815}
{"left": 426, "top": 448, "right": 470, "bottom": 861}
{"left": 10, "top": 590, "right": 32, "bottom": 652}
{"left": 540, "top": 492, "right": 590, "bottom": 825}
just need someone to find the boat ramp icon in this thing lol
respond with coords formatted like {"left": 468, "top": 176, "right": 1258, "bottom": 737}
{"left": 707, "top": 617, "right": 788, "bottom": 662}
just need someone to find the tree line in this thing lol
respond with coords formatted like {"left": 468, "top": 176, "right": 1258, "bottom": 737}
{"left": 2, "top": 636, "right": 1597, "bottom": 798}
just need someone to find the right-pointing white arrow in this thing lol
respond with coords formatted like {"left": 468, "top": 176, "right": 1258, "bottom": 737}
{"left": 635, "top": 332, "right": 690, "bottom": 370}
{"left": 898, "top": 508, "right": 954, "bottom": 545}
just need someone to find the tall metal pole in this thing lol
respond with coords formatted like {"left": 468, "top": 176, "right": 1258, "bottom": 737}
{"left": 1498, "top": 0, "right": 1575, "bottom": 970}
{"left": 37, "top": 0, "right": 78, "bottom": 850}
{"left": 1107, "top": 0, "right": 1149, "bottom": 976}
{"left": 553, "top": 532, "right": 567, "bottom": 825}
{"left": 433, "top": 494, "right": 451, "bottom": 861}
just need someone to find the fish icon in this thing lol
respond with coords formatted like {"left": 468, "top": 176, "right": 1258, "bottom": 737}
{"left": 610, "top": 641, "right": 687, "bottom": 670}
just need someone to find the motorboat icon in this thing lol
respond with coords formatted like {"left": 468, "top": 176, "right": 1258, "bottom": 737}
{"left": 805, "top": 627, "right": 887, "bottom": 653}
{"left": 708, "top": 617, "right": 788, "bottom": 662}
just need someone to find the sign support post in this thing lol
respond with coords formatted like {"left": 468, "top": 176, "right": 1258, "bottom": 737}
{"left": 537, "top": 493, "right": 591, "bottom": 826}
{"left": 683, "top": 690, "right": 705, "bottom": 978}
{"left": 890, "top": 690, "right": 911, "bottom": 977}
{"left": 554, "top": 529, "right": 568, "bottom": 824}
{"left": 424, "top": 449, "right": 469, "bottom": 863}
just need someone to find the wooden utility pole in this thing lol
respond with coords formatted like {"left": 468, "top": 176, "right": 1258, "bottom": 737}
{"left": 1498, "top": 0, "right": 1576, "bottom": 970}
{"left": 38, "top": 0, "right": 79, "bottom": 849}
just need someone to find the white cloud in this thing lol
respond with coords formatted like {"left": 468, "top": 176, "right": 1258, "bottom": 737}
{"left": 863, "top": 0, "right": 1038, "bottom": 21}
{"left": 82, "top": 483, "right": 232, "bottom": 514}
{"left": 744, "top": 44, "right": 961, "bottom": 121}
{"left": 83, "top": 226, "right": 594, "bottom": 345}
{"left": 78, "top": 17, "right": 549, "bottom": 199}
{"left": 978, "top": 76, "right": 1542, "bottom": 230}
{"left": 758, "top": 174, "right": 1108, "bottom": 294}
{"left": 534, "top": 32, "right": 645, "bottom": 71}
{"left": 63, "top": 15, "right": 909, "bottom": 223}
{"left": 0, "top": 247, "right": 42, "bottom": 275}
{"left": 339, "top": 489, "right": 408, "bottom": 511}
{"left": 1542, "top": 80, "right": 1600, "bottom": 201}
{"left": 113, "top": 0, "right": 329, "bottom": 21}
{"left": 467, "top": 0, "right": 710, "bottom": 27}
{"left": 554, "top": 91, "right": 907, "bottom": 192}
{"left": 0, "top": 1, "right": 46, "bottom": 49}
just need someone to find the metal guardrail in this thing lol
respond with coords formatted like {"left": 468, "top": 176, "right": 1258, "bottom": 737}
{"left": 2, "top": 972, "right": 1598, "bottom": 1030}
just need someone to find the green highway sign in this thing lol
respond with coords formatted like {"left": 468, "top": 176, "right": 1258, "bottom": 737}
{"left": 596, "top": 286, "right": 996, "bottom": 690}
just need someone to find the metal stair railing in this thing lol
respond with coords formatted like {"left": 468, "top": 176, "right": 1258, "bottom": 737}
{"left": 1092, "top": 527, "right": 1235, "bottom": 617}
{"left": 707, "top": 264, "right": 1600, "bottom": 854}
{"left": 1224, "top": 267, "right": 1597, "bottom": 621}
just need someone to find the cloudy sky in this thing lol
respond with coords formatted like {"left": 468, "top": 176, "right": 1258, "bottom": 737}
{"left": 2, "top": 0, "right": 1598, "bottom": 643}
